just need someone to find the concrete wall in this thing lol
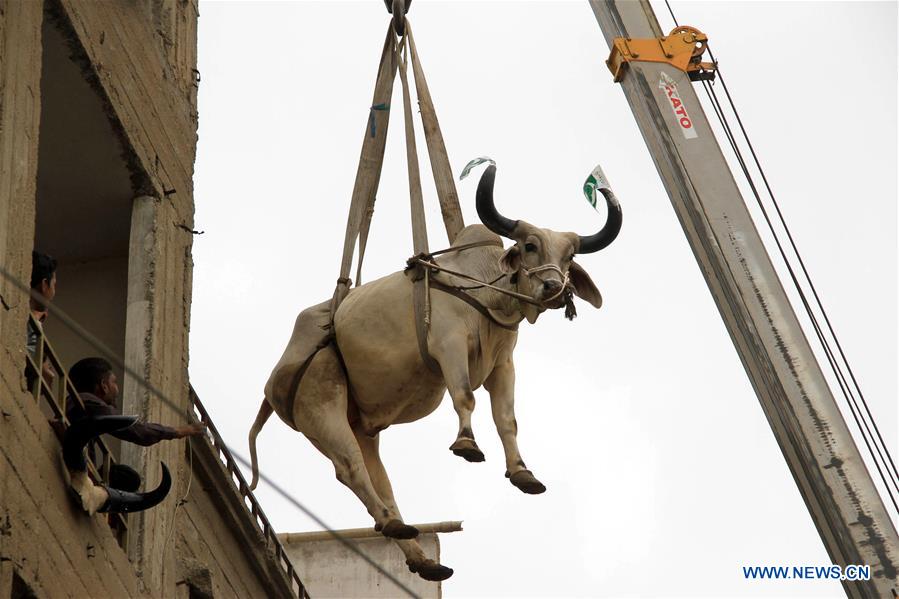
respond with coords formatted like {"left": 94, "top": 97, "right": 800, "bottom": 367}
{"left": 0, "top": 2, "right": 300, "bottom": 597}
{"left": 282, "top": 531, "right": 444, "bottom": 598}
{"left": 44, "top": 256, "right": 129, "bottom": 374}
{"left": 0, "top": 2, "right": 138, "bottom": 597}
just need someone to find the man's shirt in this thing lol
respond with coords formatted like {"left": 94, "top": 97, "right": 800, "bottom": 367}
{"left": 67, "top": 392, "right": 179, "bottom": 446}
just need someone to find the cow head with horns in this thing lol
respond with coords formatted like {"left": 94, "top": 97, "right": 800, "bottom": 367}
{"left": 475, "top": 164, "right": 622, "bottom": 322}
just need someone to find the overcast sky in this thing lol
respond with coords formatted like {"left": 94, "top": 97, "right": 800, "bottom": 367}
{"left": 190, "top": 2, "right": 897, "bottom": 597}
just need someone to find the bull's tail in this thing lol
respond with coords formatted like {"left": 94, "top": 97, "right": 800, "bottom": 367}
{"left": 248, "top": 399, "right": 273, "bottom": 491}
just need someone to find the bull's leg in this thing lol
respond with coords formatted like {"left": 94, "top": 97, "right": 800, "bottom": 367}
{"left": 293, "top": 346, "right": 418, "bottom": 539}
{"left": 484, "top": 359, "right": 546, "bottom": 494}
{"left": 353, "top": 429, "right": 453, "bottom": 582}
{"left": 434, "top": 341, "right": 486, "bottom": 463}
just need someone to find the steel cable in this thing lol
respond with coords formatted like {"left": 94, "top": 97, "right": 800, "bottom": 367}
{"left": 709, "top": 60, "right": 899, "bottom": 490}
{"left": 700, "top": 75, "right": 899, "bottom": 498}
{"left": 701, "top": 69, "right": 899, "bottom": 508}
{"left": 663, "top": 0, "right": 899, "bottom": 513}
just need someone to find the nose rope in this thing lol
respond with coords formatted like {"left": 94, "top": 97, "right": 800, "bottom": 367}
{"left": 409, "top": 257, "right": 543, "bottom": 306}
{"left": 405, "top": 242, "right": 574, "bottom": 317}
{"left": 519, "top": 263, "right": 570, "bottom": 304}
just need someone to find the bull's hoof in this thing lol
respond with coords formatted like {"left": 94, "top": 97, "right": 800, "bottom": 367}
{"left": 407, "top": 558, "right": 454, "bottom": 581}
{"left": 449, "top": 438, "right": 485, "bottom": 463}
{"left": 380, "top": 519, "right": 419, "bottom": 540}
{"left": 509, "top": 469, "right": 546, "bottom": 495}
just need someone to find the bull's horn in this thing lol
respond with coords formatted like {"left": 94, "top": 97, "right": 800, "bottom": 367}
{"left": 476, "top": 165, "right": 518, "bottom": 238}
{"left": 63, "top": 415, "right": 138, "bottom": 472}
{"left": 577, "top": 187, "right": 622, "bottom": 254}
{"left": 99, "top": 462, "right": 172, "bottom": 514}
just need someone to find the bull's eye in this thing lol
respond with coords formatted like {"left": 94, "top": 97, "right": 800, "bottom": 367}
{"left": 524, "top": 243, "right": 537, "bottom": 253}
{"left": 568, "top": 254, "right": 575, "bottom": 262}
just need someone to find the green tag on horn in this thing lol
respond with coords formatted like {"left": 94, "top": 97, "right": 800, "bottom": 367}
{"left": 459, "top": 156, "right": 496, "bottom": 180}
{"left": 583, "top": 164, "right": 611, "bottom": 210}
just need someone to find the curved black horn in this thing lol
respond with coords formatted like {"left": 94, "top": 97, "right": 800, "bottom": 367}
{"left": 63, "top": 415, "right": 138, "bottom": 472}
{"left": 577, "top": 187, "right": 623, "bottom": 254}
{"left": 476, "top": 165, "right": 518, "bottom": 238}
{"left": 99, "top": 462, "right": 172, "bottom": 514}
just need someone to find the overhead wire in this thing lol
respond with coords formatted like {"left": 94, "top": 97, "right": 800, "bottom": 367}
{"left": 662, "top": 0, "right": 899, "bottom": 513}
{"left": 0, "top": 264, "right": 421, "bottom": 599}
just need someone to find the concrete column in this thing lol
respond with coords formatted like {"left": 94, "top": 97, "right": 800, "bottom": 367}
{"left": 0, "top": 0, "right": 42, "bottom": 351}
{"left": 122, "top": 194, "right": 194, "bottom": 593}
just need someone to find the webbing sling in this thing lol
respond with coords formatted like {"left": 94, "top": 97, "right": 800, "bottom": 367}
{"left": 396, "top": 30, "right": 440, "bottom": 374}
{"left": 330, "top": 17, "right": 465, "bottom": 375}
{"left": 330, "top": 26, "right": 398, "bottom": 322}
{"left": 407, "top": 24, "right": 464, "bottom": 244}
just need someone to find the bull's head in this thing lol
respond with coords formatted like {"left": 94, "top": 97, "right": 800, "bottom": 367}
{"left": 476, "top": 165, "right": 622, "bottom": 323}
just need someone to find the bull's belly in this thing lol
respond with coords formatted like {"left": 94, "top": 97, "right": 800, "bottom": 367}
{"left": 334, "top": 272, "right": 448, "bottom": 432}
{"left": 348, "top": 366, "right": 447, "bottom": 430}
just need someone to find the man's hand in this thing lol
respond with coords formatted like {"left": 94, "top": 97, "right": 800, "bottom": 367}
{"left": 175, "top": 422, "right": 207, "bottom": 438}
{"left": 42, "top": 358, "right": 57, "bottom": 385}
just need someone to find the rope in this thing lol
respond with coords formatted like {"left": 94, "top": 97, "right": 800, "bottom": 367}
{"left": 664, "top": 0, "right": 899, "bottom": 512}
{"left": 410, "top": 257, "right": 567, "bottom": 307}
{"left": 163, "top": 436, "right": 194, "bottom": 562}
{"left": 408, "top": 237, "right": 570, "bottom": 308}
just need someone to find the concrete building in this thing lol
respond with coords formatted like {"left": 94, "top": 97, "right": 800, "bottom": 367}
{"left": 0, "top": 1, "right": 306, "bottom": 597}
{"left": 280, "top": 522, "right": 460, "bottom": 598}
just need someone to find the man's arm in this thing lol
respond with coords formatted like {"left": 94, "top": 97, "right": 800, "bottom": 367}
{"left": 68, "top": 393, "right": 206, "bottom": 446}
{"left": 112, "top": 421, "right": 206, "bottom": 446}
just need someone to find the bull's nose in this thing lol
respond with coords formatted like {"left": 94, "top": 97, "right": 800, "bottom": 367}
{"left": 543, "top": 280, "right": 562, "bottom": 294}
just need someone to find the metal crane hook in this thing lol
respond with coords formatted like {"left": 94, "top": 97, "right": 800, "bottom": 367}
{"left": 384, "top": 0, "right": 411, "bottom": 36}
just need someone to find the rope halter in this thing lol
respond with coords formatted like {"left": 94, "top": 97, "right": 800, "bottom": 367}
{"left": 518, "top": 263, "right": 570, "bottom": 305}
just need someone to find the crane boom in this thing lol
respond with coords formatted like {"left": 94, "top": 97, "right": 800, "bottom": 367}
{"left": 588, "top": 2, "right": 898, "bottom": 596}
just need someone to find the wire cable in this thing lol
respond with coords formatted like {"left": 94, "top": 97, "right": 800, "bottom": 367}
{"left": 699, "top": 67, "right": 899, "bottom": 506}
{"left": 709, "top": 59, "right": 899, "bottom": 491}
{"left": 663, "top": 0, "right": 679, "bottom": 27}
{"left": 699, "top": 81, "right": 899, "bottom": 510}
{"left": 662, "top": 0, "right": 899, "bottom": 512}
{"left": 0, "top": 264, "right": 421, "bottom": 599}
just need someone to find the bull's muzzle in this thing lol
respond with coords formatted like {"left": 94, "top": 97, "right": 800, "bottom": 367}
{"left": 541, "top": 279, "right": 566, "bottom": 308}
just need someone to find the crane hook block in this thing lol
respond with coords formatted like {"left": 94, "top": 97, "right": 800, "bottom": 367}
{"left": 607, "top": 26, "right": 716, "bottom": 83}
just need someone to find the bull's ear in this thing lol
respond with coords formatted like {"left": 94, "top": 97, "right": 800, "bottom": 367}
{"left": 569, "top": 261, "right": 602, "bottom": 309}
{"left": 499, "top": 245, "right": 521, "bottom": 274}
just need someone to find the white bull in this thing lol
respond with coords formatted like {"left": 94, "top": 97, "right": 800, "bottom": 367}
{"left": 248, "top": 165, "right": 622, "bottom": 581}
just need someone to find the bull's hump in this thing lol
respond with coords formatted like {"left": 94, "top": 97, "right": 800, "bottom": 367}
{"left": 452, "top": 224, "right": 503, "bottom": 247}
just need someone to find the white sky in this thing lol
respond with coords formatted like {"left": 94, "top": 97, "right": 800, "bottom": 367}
{"left": 190, "top": 2, "right": 897, "bottom": 597}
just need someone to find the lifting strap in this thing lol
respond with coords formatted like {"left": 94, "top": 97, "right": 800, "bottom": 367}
{"left": 395, "top": 31, "right": 442, "bottom": 373}
{"left": 331, "top": 26, "right": 398, "bottom": 322}
{"left": 407, "top": 26, "right": 464, "bottom": 244}
{"left": 330, "top": 16, "right": 465, "bottom": 375}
